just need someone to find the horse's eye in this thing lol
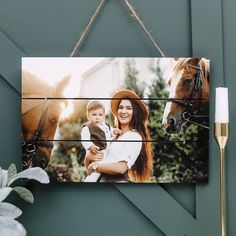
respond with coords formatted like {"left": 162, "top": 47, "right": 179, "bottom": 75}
{"left": 185, "top": 78, "right": 193, "bottom": 84}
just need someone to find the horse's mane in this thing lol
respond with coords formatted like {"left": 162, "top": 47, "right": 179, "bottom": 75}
{"left": 22, "top": 70, "right": 52, "bottom": 97}
{"left": 173, "top": 58, "right": 210, "bottom": 82}
{"left": 199, "top": 58, "right": 210, "bottom": 82}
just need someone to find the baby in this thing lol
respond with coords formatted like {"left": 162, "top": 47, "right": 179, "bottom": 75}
{"left": 81, "top": 101, "right": 120, "bottom": 182}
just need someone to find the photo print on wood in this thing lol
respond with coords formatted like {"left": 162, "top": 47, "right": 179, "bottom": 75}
{"left": 22, "top": 57, "right": 210, "bottom": 183}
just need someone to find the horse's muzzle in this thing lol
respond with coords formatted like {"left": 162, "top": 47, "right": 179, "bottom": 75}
{"left": 163, "top": 116, "right": 182, "bottom": 134}
{"left": 167, "top": 117, "right": 176, "bottom": 127}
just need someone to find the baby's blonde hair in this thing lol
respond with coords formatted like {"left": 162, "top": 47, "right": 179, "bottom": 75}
{"left": 86, "top": 101, "right": 105, "bottom": 116}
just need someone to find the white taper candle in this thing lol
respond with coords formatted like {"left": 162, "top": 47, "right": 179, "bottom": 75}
{"left": 215, "top": 87, "right": 229, "bottom": 123}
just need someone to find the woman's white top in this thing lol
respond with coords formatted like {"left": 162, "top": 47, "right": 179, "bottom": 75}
{"left": 105, "top": 130, "right": 142, "bottom": 169}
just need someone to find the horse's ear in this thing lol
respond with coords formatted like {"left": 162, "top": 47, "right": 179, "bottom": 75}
{"left": 54, "top": 75, "right": 71, "bottom": 98}
{"left": 189, "top": 57, "right": 201, "bottom": 65}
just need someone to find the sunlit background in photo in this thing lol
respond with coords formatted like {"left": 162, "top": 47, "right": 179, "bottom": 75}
{"left": 22, "top": 57, "right": 209, "bottom": 183}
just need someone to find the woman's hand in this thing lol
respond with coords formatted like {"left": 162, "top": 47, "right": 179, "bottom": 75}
{"left": 84, "top": 152, "right": 104, "bottom": 173}
{"left": 88, "top": 162, "right": 98, "bottom": 175}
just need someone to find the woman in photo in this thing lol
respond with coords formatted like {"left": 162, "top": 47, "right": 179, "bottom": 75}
{"left": 84, "top": 90, "right": 153, "bottom": 183}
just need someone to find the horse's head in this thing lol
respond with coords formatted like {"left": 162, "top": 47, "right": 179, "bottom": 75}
{"left": 162, "top": 58, "right": 210, "bottom": 134}
{"left": 22, "top": 72, "right": 71, "bottom": 169}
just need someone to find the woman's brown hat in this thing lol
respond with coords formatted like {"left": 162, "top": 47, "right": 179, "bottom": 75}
{"left": 110, "top": 90, "right": 149, "bottom": 121}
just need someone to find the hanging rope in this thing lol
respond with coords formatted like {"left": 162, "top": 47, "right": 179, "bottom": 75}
{"left": 70, "top": 0, "right": 106, "bottom": 57}
{"left": 70, "top": 0, "right": 165, "bottom": 57}
{"left": 123, "top": 0, "right": 165, "bottom": 57}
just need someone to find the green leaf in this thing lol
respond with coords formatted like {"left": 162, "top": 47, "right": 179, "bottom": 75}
{"left": 0, "top": 187, "right": 12, "bottom": 202}
{"left": 0, "top": 216, "right": 26, "bottom": 236}
{"left": 0, "top": 202, "right": 22, "bottom": 219}
{"left": 13, "top": 187, "right": 34, "bottom": 204}
{"left": 7, "top": 164, "right": 17, "bottom": 182}
{"left": 9, "top": 167, "right": 50, "bottom": 186}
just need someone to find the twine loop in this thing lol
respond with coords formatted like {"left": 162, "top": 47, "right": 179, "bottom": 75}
{"left": 70, "top": 0, "right": 165, "bottom": 57}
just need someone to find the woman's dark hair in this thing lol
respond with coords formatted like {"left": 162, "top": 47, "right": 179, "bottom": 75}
{"left": 116, "top": 98, "right": 153, "bottom": 182}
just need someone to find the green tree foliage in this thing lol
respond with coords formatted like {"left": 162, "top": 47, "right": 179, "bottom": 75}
{"left": 123, "top": 59, "right": 145, "bottom": 97}
{"left": 147, "top": 59, "right": 208, "bottom": 183}
{"left": 47, "top": 58, "right": 208, "bottom": 183}
{"left": 123, "top": 58, "right": 208, "bottom": 182}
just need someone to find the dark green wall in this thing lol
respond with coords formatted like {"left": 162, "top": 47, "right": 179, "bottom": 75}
{"left": 0, "top": 0, "right": 235, "bottom": 235}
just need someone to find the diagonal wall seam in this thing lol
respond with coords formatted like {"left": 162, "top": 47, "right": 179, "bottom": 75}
{"left": 115, "top": 185, "right": 198, "bottom": 236}
{"left": 114, "top": 185, "right": 166, "bottom": 236}
{"left": 0, "top": 27, "right": 26, "bottom": 56}
{"left": 0, "top": 74, "right": 20, "bottom": 96}
{"left": 0, "top": 30, "right": 26, "bottom": 94}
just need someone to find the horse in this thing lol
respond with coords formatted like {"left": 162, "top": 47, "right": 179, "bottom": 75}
{"left": 162, "top": 57, "right": 210, "bottom": 134}
{"left": 22, "top": 71, "right": 71, "bottom": 169}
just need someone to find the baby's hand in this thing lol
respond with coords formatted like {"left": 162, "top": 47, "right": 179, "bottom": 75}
{"left": 113, "top": 128, "right": 122, "bottom": 136}
{"left": 89, "top": 144, "right": 100, "bottom": 155}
